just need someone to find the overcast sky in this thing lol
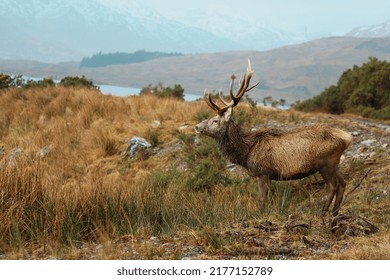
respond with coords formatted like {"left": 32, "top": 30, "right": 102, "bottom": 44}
{"left": 140, "top": 0, "right": 390, "bottom": 35}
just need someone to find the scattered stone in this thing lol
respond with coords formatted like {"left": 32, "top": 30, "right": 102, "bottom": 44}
{"left": 382, "top": 143, "right": 389, "bottom": 148}
{"left": 37, "top": 145, "right": 52, "bottom": 159}
{"left": 5, "top": 148, "right": 23, "bottom": 167}
{"left": 178, "top": 123, "right": 189, "bottom": 130}
{"left": 352, "top": 131, "right": 360, "bottom": 136}
{"left": 150, "top": 236, "right": 160, "bottom": 245}
{"left": 127, "top": 136, "right": 152, "bottom": 157}
{"left": 360, "top": 139, "right": 376, "bottom": 146}
{"left": 192, "top": 246, "right": 202, "bottom": 253}
{"left": 151, "top": 120, "right": 162, "bottom": 128}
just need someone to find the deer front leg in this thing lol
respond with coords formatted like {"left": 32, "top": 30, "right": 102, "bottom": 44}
{"left": 257, "top": 175, "right": 271, "bottom": 212}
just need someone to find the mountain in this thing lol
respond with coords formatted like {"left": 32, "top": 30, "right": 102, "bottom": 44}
{"left": 0, "top": 0, "right": 240, "bottom": 62}
{"left": 2, "top": 37, "right": 390, "bottom": 104}
{"left": 346, "top": 20, "right": 390, "bottom": 37}
{"left": 0, "top": 0, "right": 310, "bottom": 63}
{"left": 177, "top": 8, "right": 302, "bottom": 51}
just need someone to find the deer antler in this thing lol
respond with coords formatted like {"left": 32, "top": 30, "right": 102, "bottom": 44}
{"left": 204, "top": 59, "right": 259, "bottom": 115}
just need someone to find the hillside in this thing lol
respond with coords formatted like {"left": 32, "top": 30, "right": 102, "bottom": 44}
{"left": 2, "top": 37, "right": 390, "bottom": 104}
{"left": 0, "top": 86, "right": 389, "bottom": 259}
{"left": 0, "top": 0, "right": 278, "bottom": 62}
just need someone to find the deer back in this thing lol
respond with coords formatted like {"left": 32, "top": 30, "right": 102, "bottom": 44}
{"left": 245, "top": 125, "right": 352, "bottom": 179}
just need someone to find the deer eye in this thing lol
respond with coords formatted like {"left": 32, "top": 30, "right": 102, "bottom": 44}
{"left": 212, "top": 119, "right": 219, "bottom": 124}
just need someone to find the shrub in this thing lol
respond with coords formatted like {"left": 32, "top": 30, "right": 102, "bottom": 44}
{"left": 186, "top": 137, "right": 231, "bottom": 192}
{"left": 0, "top": 73, "right": 12, "bottom": 90}
{"left": 140, "top": 83, "right": 184, "bottom": 100}
{"left": 59, "top": 75, "right": 99, "bottom": 90}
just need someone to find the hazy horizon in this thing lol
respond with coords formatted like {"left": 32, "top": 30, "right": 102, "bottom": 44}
{"left": 140, "top": 0, "right": 390, "bottom": 36}
{"left": 1, "top": 0, "right": 390, "bottom": 63}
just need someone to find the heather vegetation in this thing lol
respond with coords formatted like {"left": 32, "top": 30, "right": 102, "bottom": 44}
{"left": 0, "top": 84, "right": 388, "bottom": 260}
{"left": 293, "top": 57, "right": 390, "bottom": 120}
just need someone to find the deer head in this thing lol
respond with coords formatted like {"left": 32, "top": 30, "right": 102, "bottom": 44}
{"left": 195, "top": 59, "right": 259, "bottom": 138}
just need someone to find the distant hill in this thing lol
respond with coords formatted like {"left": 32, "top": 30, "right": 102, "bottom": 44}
{"left": 2, "top": 37, "right": 390, "bottom": 104}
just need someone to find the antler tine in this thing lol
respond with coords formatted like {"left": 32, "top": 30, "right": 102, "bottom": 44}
{"left": 229, "top": 59, "right": 257, "bottom": 106}
{"left": 202, "top": 59, "right": 259, "bottom": 115}
{"left": 229, "top": 74, "right": 236, "bottom": 100}
{"left": 204, "top": 89, "right": 222, "bottom": 112}
{"left": 233, "top": 73, "right": 247, "bottom": 99}
{"left": 218, "top": 89, "right": 230, "bottom": 106}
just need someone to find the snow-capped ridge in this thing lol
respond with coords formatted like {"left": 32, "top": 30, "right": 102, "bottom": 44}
{"left": 346, "top": 20, "right": 390, "bottom": 37}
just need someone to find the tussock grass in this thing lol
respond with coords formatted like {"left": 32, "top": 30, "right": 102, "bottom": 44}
{"left": 0, "top": 87, "right": 257, "bottom": 257}
{"left": 0, "top": 86, "right": 388, "bottom": 259}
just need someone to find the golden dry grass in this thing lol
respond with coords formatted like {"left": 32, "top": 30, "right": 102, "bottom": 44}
{"left": 0, "top": 86, "right": 389, "bottom": 260}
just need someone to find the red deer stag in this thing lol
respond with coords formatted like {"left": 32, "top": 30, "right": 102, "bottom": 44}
{"left": 195, "top": 60, "right": 352, "bottom": 216}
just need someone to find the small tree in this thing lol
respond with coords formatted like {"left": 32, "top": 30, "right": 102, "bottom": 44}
{"left": 262, "top": 95, "right": 273, "bottom": 106}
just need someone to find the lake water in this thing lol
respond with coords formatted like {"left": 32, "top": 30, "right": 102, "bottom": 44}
{"left": 22, "top": 76, "right": 288, "bottom": 106}
{"left": 99, "top": 84, "right": 201, "bottom": 101}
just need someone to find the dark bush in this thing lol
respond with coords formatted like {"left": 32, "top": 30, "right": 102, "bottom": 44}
{"left": 140, "top": 82, "right": 184, "bottom": 100}
{"left": 59, "top": 76, "right": 99, "bottom": 90}
{"left": 293, "top": 57, "right": 390, "bottom": 119}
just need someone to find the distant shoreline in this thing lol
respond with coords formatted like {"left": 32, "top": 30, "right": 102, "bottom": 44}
{"left": 21, "top": 75, "right": 202, "bottom": 102}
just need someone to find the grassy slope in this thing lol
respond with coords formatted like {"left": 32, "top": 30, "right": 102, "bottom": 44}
{"left": 0, "top": 87, "right": 389, "bottom": 259}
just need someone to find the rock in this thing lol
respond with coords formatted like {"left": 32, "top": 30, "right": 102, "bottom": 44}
{"left": 352, "top": 131, "right": 360, "bottom": 136}
{"left": 357, "top": 147, "right": 368, "bottom": 153}
{"left": 4, "top": 148, "right": 23, "bottom": 167}
{"left": 382, "top": 143, "right": 389, "bottom": 148}
{"left": 369, "top": 152, "right": 377, "bottom": 159}
{"left": 127, "top": 137, "right": 152, "bottom": 157}
{"left": 178, "top": 123, "right": 189, "bottom": 130}
{"left": 37, "top": 145, "right": 52, "bottom": 159}
{"left": 360, "top": 139, "right": 376, "bottom": 146}
{"left": 151, "top": 120, "right": 162, "bottom": 128}
{"left": 150, "top": 236, "right": 160, "bottom": 244}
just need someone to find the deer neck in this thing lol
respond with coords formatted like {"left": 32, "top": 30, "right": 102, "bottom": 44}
{"left": 217, "top": 121, "right": 251, "bottom": 167}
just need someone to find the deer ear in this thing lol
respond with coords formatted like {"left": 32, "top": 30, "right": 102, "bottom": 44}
{"left": 223, "top": 107, "right": 233, "bottom": 121}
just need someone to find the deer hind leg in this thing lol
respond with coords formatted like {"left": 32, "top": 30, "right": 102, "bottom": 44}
{"left": 332, "top": 170, "right": 346, "bottom": 215}
{"left": 319, "top": 167, "right": 340, "bottom": 216}
{"left": 257, "top": 176, "right": 270, "bottom": 212}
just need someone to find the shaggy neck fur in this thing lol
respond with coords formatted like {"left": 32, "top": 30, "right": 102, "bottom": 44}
{"left": 216, "top": 121, "right": 253, "bottom": 167}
